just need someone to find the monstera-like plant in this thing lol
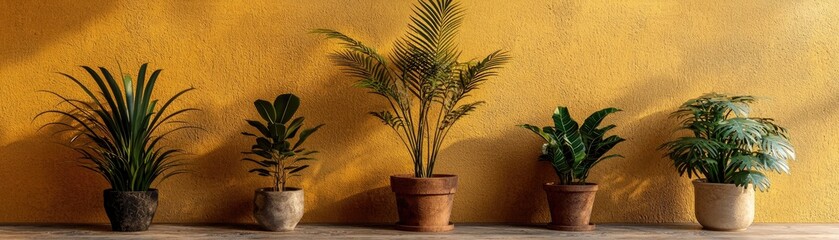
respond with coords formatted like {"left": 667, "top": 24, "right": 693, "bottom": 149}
{"left": 37, "top": 63, "right": 197, "bottom": 232}
{"left": 315, "top": 0, "right": 509, "bottom": 232}
{"left": 242, "top": 93, "right": 323, "bottom": 232}
{"left": 519, "top": 106, "right": 624, "bottom": 231}
{"left": 520, "top": 107, "right": 625, "bottom": 185}
{"left": 660, "top": 93, "right": 796, "bottom": 231}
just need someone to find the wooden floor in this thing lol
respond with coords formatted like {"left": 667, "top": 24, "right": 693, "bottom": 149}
{"left": 0, "top": 224, "right": 837, "bottom": 239}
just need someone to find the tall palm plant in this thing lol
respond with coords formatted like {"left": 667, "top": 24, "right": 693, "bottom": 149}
{"left": 315, "top": 0, "right": 510, "bottom": 178}
{"left": 37, "top": 63, "right": 197, "bottom": 191}
{"left": 660, "top": 93, "right": 796, "bottom": 191}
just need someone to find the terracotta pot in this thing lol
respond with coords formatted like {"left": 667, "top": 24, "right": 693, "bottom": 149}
{"left": 390, "top": 174, "right": 457, "bottom": 232}
{"left": 693, "top": 179, "right": 755, "bottom": 231}
{"left": 103, "top": 189, "right": 158, "bottom": 232}
{"left": 543, "top": 183, "right": 597, "bottom": 231}
{"left": 253, "top": 187, "right": 304, "bottom": 232}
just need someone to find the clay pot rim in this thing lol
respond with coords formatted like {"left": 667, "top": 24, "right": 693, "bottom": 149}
{"left": 543, "top": 182, "right": 598, "bottom": 192}
{"left": 692, "top": 179, "right": 754, "bottom": 188}
{"left": 691, "top": 178, "right": 755, "bottom": 192}
{"left": 103, "top": 189, "right": 158, "bottom": 193}
{"left": 257, "top": 187, "right": 303, "bottom": 193}
{"left": 390, "top": 174, "right": 457, "bottom": 180}
{"left": 390, "top": 174, "right": 458, "bottom": 195}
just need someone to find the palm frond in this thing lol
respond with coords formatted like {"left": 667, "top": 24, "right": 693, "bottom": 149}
{"left": 663, "top": 93, "right": 795, "bottom": 192}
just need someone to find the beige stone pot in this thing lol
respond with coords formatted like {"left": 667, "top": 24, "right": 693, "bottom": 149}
{"left": 253, "top": 187, "right": 304, "bottom": 232}
{"left": 693, "top": 179, "right": 755, "bottom": 231}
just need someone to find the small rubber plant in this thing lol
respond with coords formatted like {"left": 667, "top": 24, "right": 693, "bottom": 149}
{"left": 242, "top": 94, "right": 323, "bottom": 192}
{"left": 660, "top": 93, "right": 796, "bottom": 191}
{"left": 519, "top": 107, "right": 625, "bottom": 185}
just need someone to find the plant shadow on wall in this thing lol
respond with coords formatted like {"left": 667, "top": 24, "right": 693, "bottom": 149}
{"left": 163, "top": 6, "right": 396, "bottom": 223}
{"left": 189, "top": 66, "right": 392, "bottom": 224}
{"left": 0, "top": 1, "right": 116, "bottom": 70}
{"left": 289, "top": 75, "right": 404, "bottom": 224}
{"left": 590, "top": 108, "right": 685, "bottom": 223}
{"left": 591, "top": 77, "right": 692, "bottom": 223}
{"left": 0, "top": 131, "right": 104, "bottom": 223}
{"left": 435, "top": 127, "right": 556, "bottom": 223}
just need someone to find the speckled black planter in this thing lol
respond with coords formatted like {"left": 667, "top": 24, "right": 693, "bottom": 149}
{"left": 103, "top": 189, "right": 158, "bottom": 232}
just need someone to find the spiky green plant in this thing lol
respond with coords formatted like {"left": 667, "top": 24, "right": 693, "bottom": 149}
{"left": 520, "top": 107, "right": 625, "bottom": 185}
{"left": 314, "top": 0, "right": 510, "bottom": 178}
{"left": 242, "top": 94, "right": 323, "bottom": 192}
{"left": 37, "top": 63, "right": 197, "bottom": 191}
{"left": 660, "top": 93, "right": 796, "bottom": 191}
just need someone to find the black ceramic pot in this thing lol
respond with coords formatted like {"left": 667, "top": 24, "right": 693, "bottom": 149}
{"left": 103, "top": 189, "right": 158, "bottom": 232}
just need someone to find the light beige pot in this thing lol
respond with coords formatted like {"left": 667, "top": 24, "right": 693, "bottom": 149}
{"left": 693, "top": 179, "right": 754, "bottom": 231}
{"left": 253, "top": 188, "right": 304, "bottom": 232}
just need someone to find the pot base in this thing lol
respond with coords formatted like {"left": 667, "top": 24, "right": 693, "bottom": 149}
{"left": 395, "top": 222, "right": 454, "bottom": 232}
{"left": 693, "top": 179, "right": 754, "bottom": 231}
{"left": 702, "top": 226, "right": 749, "bottom": 232}
{"left": 547, "top": 223, "right": 595, "bottom": 231}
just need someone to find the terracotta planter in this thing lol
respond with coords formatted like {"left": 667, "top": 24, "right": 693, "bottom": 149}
{"left": 390, "top": 174, "right": 457, "bottom": 232}
{"left": 543, "top": 183, "right": 597, "bottom": 231}
{"left": 693, "top": 179, "right": 755, "bottom": 231}
{"left": 103, "top": 189, "right": 158, "bottom": 232}
{"left": 253, "top": 187, "right": 304, "bottom": 231}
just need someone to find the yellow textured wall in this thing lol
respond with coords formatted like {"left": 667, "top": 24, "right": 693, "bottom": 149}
{"left": 0, "top": 0, "right": 837, "bottom": 224}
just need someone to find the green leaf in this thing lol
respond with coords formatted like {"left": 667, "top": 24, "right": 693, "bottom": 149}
{"left": 580, "top": 107, "right": 620, "bottom": 140}
{"left": 249, "top": 168, "right": 273, "bottom": 177}
{"left": 274, "top": 94, "right": 300, "bottom": 124}
{"left": 247, "top": 120, "right": 271, "bottom": 138}
{"left": 551, "top": 106, "right": 579, "bottom": 134}
{"left": 269, "top": 123, "right": 287, "bottom": 141}
{"left": 285, "top": 117, "right": 305, "bottom": 138}
{"left": 760, "top": 134, "right": 796, "bottom": 161}
{"left": 561, "top": 131, "right": 587, "bottom": 165}
{"left": 518, "top": 124, "right": 551, "bottom": 142}
{"left": 293, "top": 124, "right": 324, "bottom": 150}
{"left": 730, "top": 170, "right": 770, "bottom": 192}
{"left": 370, "top": 111, "right": 403, "bottom": 129}
{"left": 243, "top": 158, "right": 269, "bottom": 167}
{"left": 256, "top": 137, "right": 272, "bottom": 151}
{"left": 254, "top": 100, "right": 276, "bottom": 123}
{"left": 289, "top": 165, "right": 309, "bottom": 174}
{"left": 717, "top": 118, "right": 765, "bottom": 147}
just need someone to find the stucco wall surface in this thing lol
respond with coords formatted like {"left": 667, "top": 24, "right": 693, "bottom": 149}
{"left": 0, "top": 0, "right": 837, "bottom": 223}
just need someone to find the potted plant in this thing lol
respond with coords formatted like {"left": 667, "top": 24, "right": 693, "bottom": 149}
{"left": 314, "top": 0, "right": 509, "bottom": 232}
{"left": 241, "top": 93, "right": 323, "bottom": 232}
{"left": 37, "top": 63, "right": 197, "bottom": 231}
{"left": 660, "top": 93, "right": 796, "bottom": 231}
{"left": 519, "top": 106, "right": 625, "bottom": 231}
